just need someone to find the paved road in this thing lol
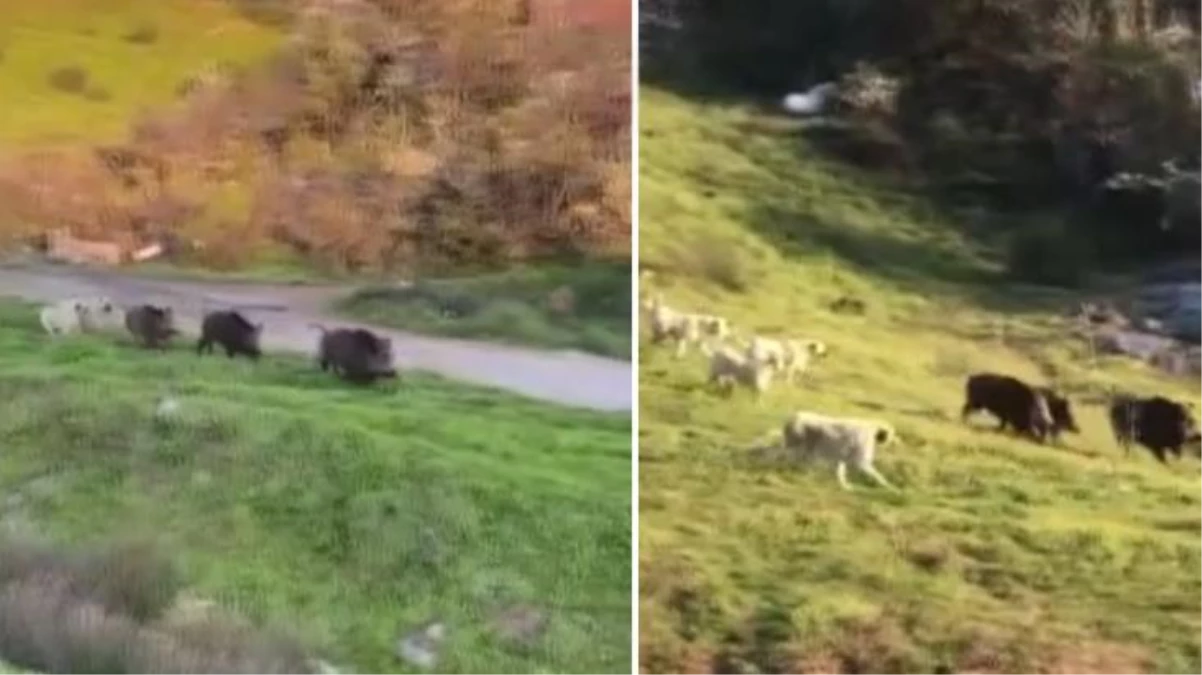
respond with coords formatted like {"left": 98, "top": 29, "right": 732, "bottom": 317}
{"left": 0, "top": 264, "right": 632, "bottom": 413}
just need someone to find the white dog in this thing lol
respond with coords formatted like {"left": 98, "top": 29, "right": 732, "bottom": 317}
{"left": 39, "top": 297, "right": 124, "bottom": 336}
{"left": 702, "top": 341, "right": 776, "bottom": 398}
{"left": 746, "top": 336, "right": 827, "bottom": 384}
{"left": 753, "top": 410, "right": 898, "bottom": 490}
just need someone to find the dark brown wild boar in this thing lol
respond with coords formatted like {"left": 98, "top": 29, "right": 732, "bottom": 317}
{"left": 125, "top": 304, "right": 178, "bottom": 349}
{"left": 961, "top": 372, "right": 1054, "bottom": 443}
{"left": 312, "top": 324, "right": 397, "bottom": 385}
{"left": 1108, "top": 394, "right": 1201, "bottom": 463}
{"left": 198, "top": 310, "right": 263, "bottom": 360}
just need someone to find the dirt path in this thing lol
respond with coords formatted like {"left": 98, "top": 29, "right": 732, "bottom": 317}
{"left": 0, "top": 264, "right": 632, "bottom": 413}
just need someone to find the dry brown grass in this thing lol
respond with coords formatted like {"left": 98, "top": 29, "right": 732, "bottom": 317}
{"left": 0, "top": 0, "right": 631, "bottom": 275}
{"left": 0, "top": 536, "right": 180, "bottom": 623}
{"left": 0, "top": 535, "right": 314, "bottom": 674}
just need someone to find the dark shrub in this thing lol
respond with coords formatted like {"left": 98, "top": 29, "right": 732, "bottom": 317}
{"left": 1006, "top": 225, "right": 1091, "bottom": 287}
{"left": 567, "top": 260, "right": 632, "bottom": 321}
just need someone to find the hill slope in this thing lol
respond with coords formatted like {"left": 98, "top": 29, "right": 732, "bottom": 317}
{"left": 637, "top": 87, "right": 1201, "bottom": 674}
{"left": 0, "top": 0, "right": 282, "bottom": 147}
{"left": 0, "top": 300, "right": 631, "bottom": 673}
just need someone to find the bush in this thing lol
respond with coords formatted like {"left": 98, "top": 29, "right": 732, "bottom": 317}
{"left": 568, "top": 260, "right": 633, "bottom": 321}
{"left": 47, "top": 66, "right": 89, "bottom": 95}
{"left": 1005, "top": 224, "right": 1091, "bottom": 287}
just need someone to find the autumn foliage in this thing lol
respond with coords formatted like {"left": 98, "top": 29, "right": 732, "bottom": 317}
{"left": 0, "top": 0, "right": 632, "bottom": 274}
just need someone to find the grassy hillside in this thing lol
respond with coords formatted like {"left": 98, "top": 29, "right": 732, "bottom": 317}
{"left": 0, "top": 0, "right": 282, "bottom": 147}
{"left": 637, "top": 87, "right": 1201, "bottom": 674}
{"left": 0, "top": 300, "right": 630, "bottom": 673}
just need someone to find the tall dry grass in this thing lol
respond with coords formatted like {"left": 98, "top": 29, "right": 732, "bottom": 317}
{"left": 0, "top": 535, "right": 313, "bottom": 673}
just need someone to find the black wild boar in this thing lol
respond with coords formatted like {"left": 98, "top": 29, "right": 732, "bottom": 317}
{"left": 197, "top": 310, "right": 263, "bottom": 360}
{"left": 312, "top": 325, "right": 397, "bottom": 384}
{"left": 125, "top": 304, "right": 178, "bottom": 349}
{"left": 1108, "top": 394, "right": 1201, "bottom": 463}
{"left": 961, "top": 372, "right": 1054, "bottom": 443}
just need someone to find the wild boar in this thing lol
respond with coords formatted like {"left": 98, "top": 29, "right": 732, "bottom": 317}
{"left": 961, "top": 372, "right": 1054, "bottom": 443}
{"left": 197, "top": 310, "right": 263, "bottom": 360}
{"left": 1108, "top": 394, "right": 1201, "bottom": 463}
{"left": 125, "top": 304, "right": 178, "bottom": 349}
{"left": 312, "top": 325, "right": 397, "bottom": 384}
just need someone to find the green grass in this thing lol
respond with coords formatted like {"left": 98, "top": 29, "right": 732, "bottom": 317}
{"left": 0, "top": 0, "right": 282, "bottom": 147}
{"left": 336, "top": 261, "right": 633, "bottom": 360}
{"left": 0, "top": 299, "right": 631, "bottom": 673}
{"left": 637, "top": 87, "right": 1201, "bottom": 674}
